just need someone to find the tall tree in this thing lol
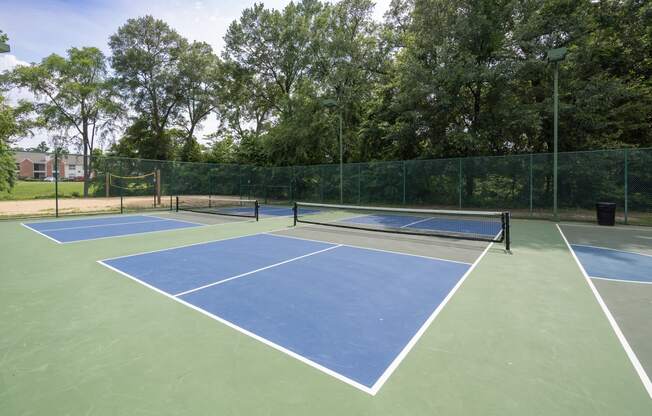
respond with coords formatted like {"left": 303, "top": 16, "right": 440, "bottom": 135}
{"left": 176, "top": 41, "right": 221, "bottom": 161}
{"left": 314, "top": 0, "right": 383, "bottom": 162}
{"left": 6, "top": 47, "right": 121, "bottom": 195}
{"left": 110, "top": 16, "right": 187, "bottom": 159}
{"left": 0, "top": 95, "right": 21, "bottom": 192}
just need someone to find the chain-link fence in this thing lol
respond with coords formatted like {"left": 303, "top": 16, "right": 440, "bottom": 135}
{"left": 2, "top": 148, "right": 651, "bottom": 224}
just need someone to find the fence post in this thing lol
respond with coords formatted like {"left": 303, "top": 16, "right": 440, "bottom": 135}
{"left": 458, "top": 158, "right": 462, "bottom": 209}
{"left": 529, "top": 153, "right": 533, "bottom": 216}
{"left": 290, "top": 165, "right": 295, "bottom": 202}
{"left": 402, "top": 161, "right": 406, "bottom": 205}
{"left": 357, "top": 164, "right": 361, "bottom": 204}
{"left": 320, "top": 166, "right": 324, "bottom": 203}
{"left": 624, "top": 148, "right": 628, "bottom": 224}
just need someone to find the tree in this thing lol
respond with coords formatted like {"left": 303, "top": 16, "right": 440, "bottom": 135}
{"left": 176, "top": 41, "right": 221, "bottom": 161}
{"left": 110, "top": 16, "right": 187, "bottom": 160}
{"left": 313, "top": 0, "right": 383, "bottom": 162}
{"left": 0, "top": 90, "right": 33, "bottom": 192}
{"left": 0, "top": 96, "right": 18, "bottom": 192}
{"left": 6, "top": 47, "right": 122, "bottom": 196}
{"left": 30, "top": 141, "right": 49, "bottom": 153}
{"left": 221, "top": 0, "right": 326, "bottom": 164}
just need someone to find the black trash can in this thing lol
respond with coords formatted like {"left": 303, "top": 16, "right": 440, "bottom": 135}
{"left": 596, "top": 202, "right": 616, "bottom": 226}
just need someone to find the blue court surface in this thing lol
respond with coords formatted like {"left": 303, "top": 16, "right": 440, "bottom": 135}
{"left": 100, "top": 233, "right": 473, "bottom": 393}
{"left": 24, "top": 215, "right": 201, "bottom": 243}
{"left": 343, "top": 213, "right": 502, "bottom": 237}
{"left": 571, "top": 244, "right": 652, "bottom": 284}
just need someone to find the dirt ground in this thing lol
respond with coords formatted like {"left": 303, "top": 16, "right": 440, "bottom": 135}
{"left": 0, "top": 196, "right": 171, "bottom": 218}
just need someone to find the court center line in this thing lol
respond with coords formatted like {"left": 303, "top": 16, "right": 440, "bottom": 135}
{"left": 31, "top": 217, "right": 178, "bottom": 232}
{"left": 399, "top": 216, "right": 434, "bottom": 228}
{"left": 173, "top": 244, "right": 343, "bottom": 297}
{"left": 557, "top": 224, "right": 652, "bottom": 399}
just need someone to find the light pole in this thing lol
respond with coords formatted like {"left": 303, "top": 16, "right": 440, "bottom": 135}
{"left": 322, "top": 99, "right": 343, "bottom": 204}
{"left": 547, "top": 47, "right": 567, "bottom": 220}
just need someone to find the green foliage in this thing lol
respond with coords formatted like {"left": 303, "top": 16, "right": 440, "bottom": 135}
{"left": 6, "top": 1, "right": 652, "bottom": 167}
{"left": 0, "top": 94, "right": 23, "bottom": 192}
{"left": 5, "top": 47, "right": 121, "bottom": 196}
{"left": 109, "top": 16, "right": 187, "bottom": 156}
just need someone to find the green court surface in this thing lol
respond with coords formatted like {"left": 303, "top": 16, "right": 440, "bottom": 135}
{"left": 0, "top": 215, "right": 651, "bottom": 415}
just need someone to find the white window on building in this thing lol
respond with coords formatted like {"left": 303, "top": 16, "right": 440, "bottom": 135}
{"left": 68, "top": 164, "right": 76, "bottom": 170}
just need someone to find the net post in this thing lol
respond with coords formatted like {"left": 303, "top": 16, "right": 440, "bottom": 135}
{"left": 120, "top": 195, "right": 123, "bottom": 214}
{"left": 255, "top": 200, "right": 260, "bottom": 221}
{"left": 175, "top": 196, "right": 179, "bottom": 212}
{"left": 293, "top": 202, "right": 298, "bottom": 226}
{"left": 503, "top": 212, "right": 511, "bottom": 252}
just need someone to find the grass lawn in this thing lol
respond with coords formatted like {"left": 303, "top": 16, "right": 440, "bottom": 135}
{"left": 0, "top": 180, "right": 85, "bottom": 200}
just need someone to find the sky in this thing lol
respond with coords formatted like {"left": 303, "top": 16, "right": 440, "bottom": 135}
{"left": 1, "top": 0, "right": 392, "bottom": 150}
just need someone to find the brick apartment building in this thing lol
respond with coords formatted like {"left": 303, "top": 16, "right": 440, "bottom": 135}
{"left": 14, "top": 151, "right": 85, "bottom": 180}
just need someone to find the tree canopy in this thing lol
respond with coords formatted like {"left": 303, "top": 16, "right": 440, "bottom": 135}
{"left": 3, "top": 0, "right": 652, "bottom": 168}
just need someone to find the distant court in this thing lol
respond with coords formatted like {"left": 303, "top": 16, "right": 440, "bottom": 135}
{"left": 23, "top": 215, "right": 202, "bottom": 243}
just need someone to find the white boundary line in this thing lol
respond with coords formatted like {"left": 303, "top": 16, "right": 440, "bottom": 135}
{"left": 96, "top": 257, "right": 375, "bottom": 394}
{"left": 20, "top": 222, "right": 64, "bottom": 244}
{"left": 22, "top": 212, "right": 145, "bottom": 224}
{"left": 559, "top": 222, "right": 652, "bottom": 232}
{"left": 263, "top": 231, "right": 473, "bottom": 265}
{"left": 367, "top": 240, "right": 493, "bottom": 394}
{"left": 56, "top": 220, "right": 203, "bottom": 244}
{"left": 97, "top": 231, "right": 490, "bottom": 395}
{"left": 571, "top": 243, "right": 652, "bottom": 259}
{"left": 174, "top": 245, "right": 342, "bottom": 297}
{"left": 589, "top": 276, "right": 652, "bottom": 285}
{"left": 557, "top": 224, "right": 652, "bottom": 399}
{"left": 21, "top": 214, "right": 206, "bottom": 244}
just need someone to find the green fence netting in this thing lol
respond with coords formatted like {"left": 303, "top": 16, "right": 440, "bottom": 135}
{"left": 5, "top": 148, "right": 651, "bottom": 224}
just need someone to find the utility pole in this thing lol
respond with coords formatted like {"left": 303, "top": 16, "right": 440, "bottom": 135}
{"left": 321, "top": 99, "right": 343, "bottom": 203}
{"left": 547, "top": 47, "right": 567, "bottom": 220}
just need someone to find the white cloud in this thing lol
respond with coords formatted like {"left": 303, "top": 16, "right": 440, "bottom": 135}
{"left": 0, "top": 54, "right": 29, "bottom": 73}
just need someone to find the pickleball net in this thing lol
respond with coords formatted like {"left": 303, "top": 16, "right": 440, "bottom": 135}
{"left": 293, "top": 202, "right": 510, "bottom": 250}
{"left": 176, "top": 196, "right": 259, "bottom": 220}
